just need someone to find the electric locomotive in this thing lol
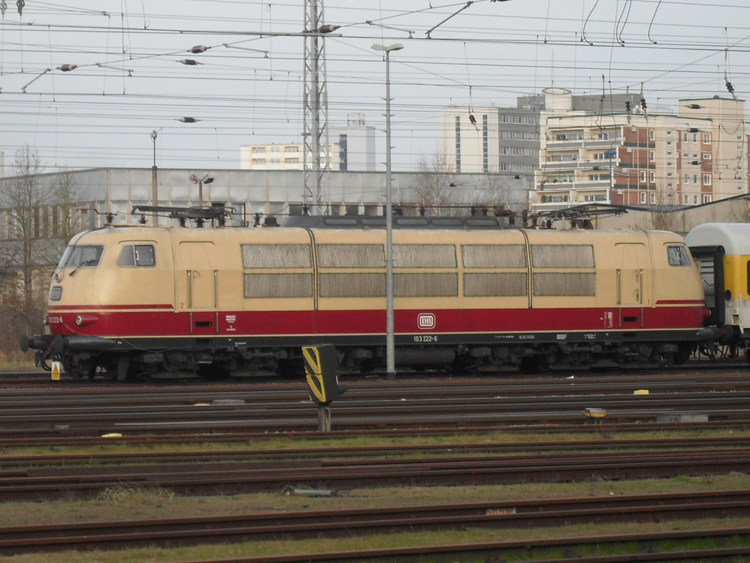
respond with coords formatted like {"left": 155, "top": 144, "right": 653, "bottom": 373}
{"left": 22, "top": 214, "right": 710, "bottom": 379}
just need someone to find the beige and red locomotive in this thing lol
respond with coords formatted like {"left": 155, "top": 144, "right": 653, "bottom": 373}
{"left": 23, "top": 215, "right": 708, "bottom": 379}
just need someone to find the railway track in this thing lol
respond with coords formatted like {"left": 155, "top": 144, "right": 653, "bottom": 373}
{"left": 1, "top": 373, "right": 750, "bottom": 439}
{"left": 2, "top": 448, "right": 749, "bottom": 502}
{"left": 1, "top": 489, "right": 749, "bottom": 555}
{"left": 170, "top": 527, "right": 750, "bottom": 563}
{"left": 3, "top": 436, "right": 750, "bottom": 469}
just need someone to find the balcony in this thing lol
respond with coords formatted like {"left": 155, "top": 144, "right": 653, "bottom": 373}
{"left": 542, "top": 161, "right": 580, "bottom": 171}
{"left": 546, "top": 140, "right": 583, "bottom": 150}
{"left": 584, "top": 138, "right": 622, "bottom": 149}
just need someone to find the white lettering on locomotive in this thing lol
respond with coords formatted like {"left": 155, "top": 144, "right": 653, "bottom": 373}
{"left": 417, "top": 313, "right": 436, "bottom": 330}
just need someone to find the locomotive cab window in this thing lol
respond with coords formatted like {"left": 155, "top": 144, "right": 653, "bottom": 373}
{"left": 59, "top": 245, "right": 104, "bottom": 269}
{"left": 667, "top": 245, "right": 691, "bottom": 267}
{"left": 117, "top": 244, "right": 156, "bottom": 267}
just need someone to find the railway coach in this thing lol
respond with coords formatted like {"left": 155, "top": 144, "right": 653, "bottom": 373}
{"left": 21, "top": 215, "right": 708, "bottom": 379}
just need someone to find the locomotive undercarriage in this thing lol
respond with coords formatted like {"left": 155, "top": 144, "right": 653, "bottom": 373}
{"left": 28, "top": 335, "right": 699, "bottom": 380}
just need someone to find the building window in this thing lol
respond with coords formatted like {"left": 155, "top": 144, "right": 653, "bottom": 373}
{"left": 640, "top": 192, "right": 646, "bottom": 204}
{"left": 649, "top": 130, "right": 655, "bottom": 141}
{"left": 684, "top": 194, "right": 689, "bottom": 204}
{"left": 650, "top": 193, "right": 656, "bottom": 204}
{"left": 650, "top": 172, "right": 656, "bottom": 183}
{"left": 703, "top": 194, "right": 712, "bottom": 204}
{"left": 649, "top": 151, "right": 655, "bottom": 162}
{"left": 694, "top": 195, "right": 699, "bottom": 204}
{"left": 693, "top": 133, "right": 698, "bottom": 143}
{"left": 640, "top": 171, "right": 646, "bottom": 183}
{"left": 683, "top": 133, "right": 689, "bottom": 142}
{"left": 703, "top": 133, "right": 711, "bottom": 144}
{"left": 702, "top": 153, "right": 711, "bottom": 160}
{"left": 703, "top": 174, "right": 712, "bottom": 186}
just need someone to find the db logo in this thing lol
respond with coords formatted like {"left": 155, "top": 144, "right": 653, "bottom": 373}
{"left": 417, "top": 313, "right": 436, "bottom": 330}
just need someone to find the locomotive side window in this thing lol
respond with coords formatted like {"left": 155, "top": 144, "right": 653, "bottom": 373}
{"left": 534, "top": 273, "right": 595, "bottom": 296}
{"left": 242, "top": 244, "right": 313, "bottom": 299}
{"left": 244, "top": 274, "right": 313, "bottom": 298}
{"left": 667, "top": 245, "right": 691, "bottom": 267}
{"left": 531, "top": 245, "right": 595, "bottom": 297}
{"left": 465, "top": 273, "right": 527, "bottom": 297}
{"left": 394, "top": 245, "right": 456, "bottom": 268}
{"left": 318, "top": 244, "right": 384, "bottom": 268}
{"left": 532, "top": 245, "right": 594, "bottom": 268}
{"left": 242, "top": 244, "right": 311, "bottom": 268}
{"left": 117, "top": 244, "right": 155, "bottom": 267}
{"left": 320, "top": 273, "right": 384, "bottom": 297}
{"left": 61, "top": 245, "right": 104, "bottom": 268}
{"left": 395, "top": 273, "right": 458, "bottom": 297}
{"left": 462, "top": 245, "right": 526, "bottom": 268}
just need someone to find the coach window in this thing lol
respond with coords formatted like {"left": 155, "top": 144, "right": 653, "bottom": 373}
{"left": 117, "top": 244, "right": 156, "bottom": 267}
{"left": 666, "top": 245, "right": 691, "bottom": 267}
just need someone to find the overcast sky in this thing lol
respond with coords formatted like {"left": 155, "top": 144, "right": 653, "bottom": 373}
{"left": 0, "top": 0, "right": 747, "bottom": 174}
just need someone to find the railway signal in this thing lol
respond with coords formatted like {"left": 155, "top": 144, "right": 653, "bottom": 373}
{"left": 302, "top": 344, "right": 347, "bottom": 431}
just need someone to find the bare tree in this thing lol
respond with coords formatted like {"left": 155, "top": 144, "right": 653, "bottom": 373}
{"left": 650, "top": 185, "right": 679, "bottom": 231}
{"left": 0, "top": 146, "right": 57, "bottom": 340}
{"left": 412, "top": 151, "right": 461, "bottom": 216}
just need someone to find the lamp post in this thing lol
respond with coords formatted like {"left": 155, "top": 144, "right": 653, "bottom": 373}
{"left": 189, "top": 173, "right": 214, "bottom": 209}
{"left": 151, "top": 130, "right": 158, "bottom": 226}
{"left": 372, "top": 42, "right": 403, "bottom": 381}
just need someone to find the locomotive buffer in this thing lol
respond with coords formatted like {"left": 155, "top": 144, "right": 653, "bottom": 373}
{"left": 302, "top": 345, "right": 347, "bottom": 431}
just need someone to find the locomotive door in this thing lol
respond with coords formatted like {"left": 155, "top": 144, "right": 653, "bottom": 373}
{"left": 615, "top": 243, "right": 649, "bottom": 328}
{"left": 176, "top": 242, "right": 217, "bottom": 335}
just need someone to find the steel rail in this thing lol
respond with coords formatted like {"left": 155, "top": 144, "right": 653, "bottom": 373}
{"left": 1, "top": 448, "right": 749, "bottom": 502}
{"left": 1, "top": 418, "right": 749, "bottom": 449}
{"left": 3, "top": 436, "right": 750, "bottom": 469}
{"left": 1, "top": 490, "right": 749, "bottom": 555}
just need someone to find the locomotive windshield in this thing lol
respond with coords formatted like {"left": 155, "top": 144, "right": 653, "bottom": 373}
{"left": 58, "top": 245, "right": 105, "bottom": 269}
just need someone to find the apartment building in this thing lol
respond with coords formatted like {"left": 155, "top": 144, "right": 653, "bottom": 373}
{"left": 239, "top": 142, "right": 342, "bottom": 172}
{"left": 533, "top": 89, "right": 745, "bottom": 210}
{"left": 240, "top": 117, "right": 376, "bottom": 172}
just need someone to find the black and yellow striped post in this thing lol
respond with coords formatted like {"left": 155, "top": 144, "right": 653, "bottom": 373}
{"left": 302, "top": 344, "right": 347, "bottom": 431}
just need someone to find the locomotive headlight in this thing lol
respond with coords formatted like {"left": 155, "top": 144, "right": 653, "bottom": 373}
{"left": 75, "top": 315, "right": 83, "bottom": 326}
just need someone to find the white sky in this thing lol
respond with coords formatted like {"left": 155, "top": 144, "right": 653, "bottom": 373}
{"left": 0, "top": 0, "right": 748, "bottom": 173}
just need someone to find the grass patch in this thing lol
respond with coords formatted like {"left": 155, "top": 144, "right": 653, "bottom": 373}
{"left": 5, "top": 427, "right": 750, "bottom": 459}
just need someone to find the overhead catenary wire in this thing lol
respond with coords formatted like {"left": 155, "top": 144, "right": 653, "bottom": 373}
{"left": 0, "top": 0, "right": 748, "bottom": 172}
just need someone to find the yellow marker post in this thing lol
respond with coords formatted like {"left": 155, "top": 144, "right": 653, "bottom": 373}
{"left": 302, "top": 345, "right": 347, "bottom": 432}
{"left": 51, "top": 361, "right": 62, "bottom": 381}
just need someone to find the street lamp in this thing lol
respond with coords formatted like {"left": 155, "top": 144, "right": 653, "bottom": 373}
{"left": 151, "top": 130, "right": 158, "bottom": 226}
{"left": 189, "top": 173, "right": 214, "bottom": 208}
{"left": 372, "top": 42, "right": 403, "bottom": 381}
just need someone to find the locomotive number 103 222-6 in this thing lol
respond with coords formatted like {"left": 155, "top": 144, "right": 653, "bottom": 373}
{"left": 413, "top": 335, "right": 439, "bottom": 343}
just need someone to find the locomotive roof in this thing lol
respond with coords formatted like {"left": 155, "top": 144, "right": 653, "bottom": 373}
{"left": 686, "top": 223, "right": 750, "bottom": 256}
{"left": 283, "top": 215, "right": 504, "bottom": 230}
